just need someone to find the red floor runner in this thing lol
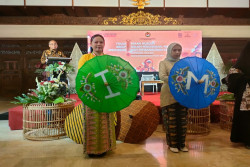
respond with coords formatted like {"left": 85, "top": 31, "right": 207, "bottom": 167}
{"left": 71, "top": 93, "right": 161, "bottom": 107}
{"left": 141, "top": 92, "right": 161, "bottom": 107}
{"left": 8, "top": 93, "right": 160, "bottom": 130}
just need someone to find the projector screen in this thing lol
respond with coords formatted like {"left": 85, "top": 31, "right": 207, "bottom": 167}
{"left": 88, "top": 31, "right": 202, "bottom": 72}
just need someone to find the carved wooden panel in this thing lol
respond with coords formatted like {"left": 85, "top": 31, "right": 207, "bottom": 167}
{"left": 0, "top": 6, "right": 249, "bottom": 25}
{"left": 0, "top": 14, "right": 250, "bottom": 25}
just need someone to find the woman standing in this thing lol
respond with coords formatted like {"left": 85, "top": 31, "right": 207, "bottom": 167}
{"left": 226, "top": 41, "right": 250, "bottom": 149}
{"left": 78, "top": 34, "right": 116, "bottom": 157}
{"left": 159, "top": 43, "right": 188, "bottom": 153}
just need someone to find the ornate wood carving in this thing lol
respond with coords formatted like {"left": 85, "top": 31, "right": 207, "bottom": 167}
{"left": 103, "top": 11, "right": 180, "bottom": 25}
{"left": 0, "top": 14, "right": 249, "bottom": 25}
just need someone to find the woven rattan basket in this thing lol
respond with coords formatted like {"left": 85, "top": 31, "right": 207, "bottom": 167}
{"left": 23, "top": 100, "right": 75, "bottom": 140}
{"left": 187, "top": 107, "right": 210, "bottom": 134}
{"left": 118, "top": 100, "right": 159, "bottom": 143}
{"left": 219, "top": 100, "right": 234, "bottom": 131}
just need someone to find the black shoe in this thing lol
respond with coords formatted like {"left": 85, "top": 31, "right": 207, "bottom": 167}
{"left": 97, "top": 152, "right": 107, "bottom": 157}
{"left": 88, "top": 152, "right": 107, "bottom": 158}
{"left": 88, "top": 154, "right": 96, "bottom": 158}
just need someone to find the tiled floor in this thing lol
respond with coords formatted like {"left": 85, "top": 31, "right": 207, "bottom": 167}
{"left": 0, "top": 100, "right": 250, "bottom": 167}
{"left": 0, "top": 118, "right": 250, "bottom": 167}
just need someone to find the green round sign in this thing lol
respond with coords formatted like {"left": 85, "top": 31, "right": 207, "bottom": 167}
{"left": 76, "top": 55, "right": 139, "bottom": 113}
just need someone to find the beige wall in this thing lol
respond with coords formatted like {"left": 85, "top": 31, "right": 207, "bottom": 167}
{"left": 0, "top": 25, "right": 250, "bottom": 39}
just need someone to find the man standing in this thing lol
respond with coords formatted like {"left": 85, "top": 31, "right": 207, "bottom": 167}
{"left": 41, "top": 40, "right": 66, "bottom": 64}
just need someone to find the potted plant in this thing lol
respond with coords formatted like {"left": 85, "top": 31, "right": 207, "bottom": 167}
{"left": 45, "top": 61, "right": 73, "bottom": 75}
{"left": 12, "top": 69, "right": 75, "bottom": 140}
{"left": 34, "top": 62, "right": 46, "bottom": 81}
{"left": 222, "top": 58, "right": 237, "bottom": 75}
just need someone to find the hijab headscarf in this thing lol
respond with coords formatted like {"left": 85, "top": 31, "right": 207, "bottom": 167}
{"left": 234, "top": 41, "right": 250, "bottom": 75}
{"left": 166, "top": 43, "right": 182, "bottom": 62}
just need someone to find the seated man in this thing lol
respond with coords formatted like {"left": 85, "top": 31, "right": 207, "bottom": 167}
{"left": 41, "top": 40, "right": 66, "bottom": 64}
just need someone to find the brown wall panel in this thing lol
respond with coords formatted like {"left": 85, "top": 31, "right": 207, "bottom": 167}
{"left": 0, "top": 38, "right": 249, "bottom": 99}
{"left": 0, "top": 39, "right": 87, "bottom": 99}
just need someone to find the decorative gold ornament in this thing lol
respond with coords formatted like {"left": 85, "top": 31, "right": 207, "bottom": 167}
{"left": 103, "top": 18, "right": 118, "bottom": 25}
{"left": 132, "top": 0, "right": 150, "bottom": 9}
{"left": 103, "top": 11, "right": 179, "bottom": 25}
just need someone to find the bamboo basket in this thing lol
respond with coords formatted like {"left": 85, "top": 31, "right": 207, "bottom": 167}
{"left": 23, "top": 100, "right": 75, "bottom": 140}
{"left": 219, "top": 100, "right": 234, "bottom": 131}
{"left": 118, "top": 100, "right": 159, "bottom": 143}
{"left": 187, "top": 107, "right": 210, "bottom": 134}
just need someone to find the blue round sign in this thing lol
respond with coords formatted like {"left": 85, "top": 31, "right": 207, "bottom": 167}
{"left": 168, "top": 57, "right": 220, "bottom": 109}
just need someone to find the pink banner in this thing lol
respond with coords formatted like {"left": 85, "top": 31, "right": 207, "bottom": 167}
{"left": 88, "top": 31, "right": 202, "bottom": 72}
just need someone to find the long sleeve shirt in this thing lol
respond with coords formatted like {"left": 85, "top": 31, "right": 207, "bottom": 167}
{"left": 41, "top": 49, "right": 66, "bottom": 64}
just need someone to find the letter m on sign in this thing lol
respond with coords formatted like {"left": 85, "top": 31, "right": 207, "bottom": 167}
{"left": 186, "top": 71, "right": 209, "bottom": 94}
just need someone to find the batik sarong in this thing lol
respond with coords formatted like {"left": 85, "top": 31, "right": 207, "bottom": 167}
{"left": 82, "top": 104, "right": 116, "bottom": 154}
{"left": 162, "top": 103, "right": 188, "bottom": 148}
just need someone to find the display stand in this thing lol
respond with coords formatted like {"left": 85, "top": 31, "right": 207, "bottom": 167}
{"left": 47, "top": 57, "right": 71, "bottom": 64}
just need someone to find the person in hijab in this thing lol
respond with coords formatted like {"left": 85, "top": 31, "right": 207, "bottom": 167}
{"left": 225, "top": 41, "right": 250, "bottom": 149}
{"left": 159, "top": 43, "right": 188, "bottom": 153}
